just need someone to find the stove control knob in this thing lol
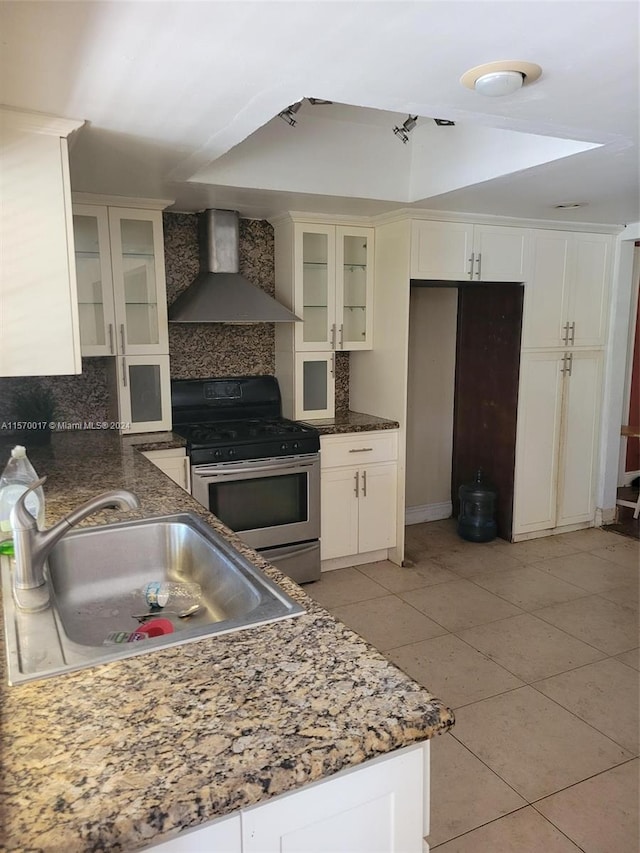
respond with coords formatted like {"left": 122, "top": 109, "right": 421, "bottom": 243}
{"left": 280, "top": 443, "right": 288, "bottom": 451}
{"left": 214, "top": 449, "right": 223, "bottom": 459}
{"left": 228, "top": 449, "right": 236, "bottom": 458}
{"left": 292, "top": 442, "right": 300, "bottom": 450}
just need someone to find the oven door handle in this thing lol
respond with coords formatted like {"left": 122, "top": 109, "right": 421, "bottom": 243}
{"left": 193, "top": 461, "right": 316, "bottom": 477}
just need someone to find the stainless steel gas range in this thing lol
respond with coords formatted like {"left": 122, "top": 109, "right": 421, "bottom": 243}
{"left": 171, "top": 376, "right": 321, "bottom": 583}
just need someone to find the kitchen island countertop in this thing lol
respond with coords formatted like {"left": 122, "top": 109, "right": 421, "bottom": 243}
{"left": 0, "top": 431, "right": 452, "bottom": 852}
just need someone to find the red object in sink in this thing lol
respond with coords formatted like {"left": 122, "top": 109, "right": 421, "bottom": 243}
{"left": 137, "top": 618, "right": 174, "bottom": 638}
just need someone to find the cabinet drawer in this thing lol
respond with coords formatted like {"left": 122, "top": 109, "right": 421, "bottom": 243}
{"left": 321, "top": 431, "right": 398, "bottom": 468}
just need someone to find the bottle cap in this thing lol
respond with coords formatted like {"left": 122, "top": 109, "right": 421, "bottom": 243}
{"left": 11, "top": 446, "right": 26, "bottom": 459}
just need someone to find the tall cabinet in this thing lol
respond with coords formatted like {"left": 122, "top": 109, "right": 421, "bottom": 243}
{"left": 512, "top": 230, "right": 611, "bottom": 537}
{"left": 0, "top": 107, "right": 84, "bottom": 377}
{"left": 272, "top": 215, "right": 374, "bottom": 420}
{"left": 72, "top": 195, "right": 172, "bottom": 433}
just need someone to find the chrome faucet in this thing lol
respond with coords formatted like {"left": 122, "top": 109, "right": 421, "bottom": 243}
{"left": 10, "top": 477, "right": 140, "bottom": 612}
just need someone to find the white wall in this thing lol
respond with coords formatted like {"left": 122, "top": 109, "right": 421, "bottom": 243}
{"left": 405, "top": 288, "right": 457, "bottom": 515}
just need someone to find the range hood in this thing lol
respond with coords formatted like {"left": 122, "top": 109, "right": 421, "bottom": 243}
{"left": 168, "top": 209, "right": 300, "bottom": 324}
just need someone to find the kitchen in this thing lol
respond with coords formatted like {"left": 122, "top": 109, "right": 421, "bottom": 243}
{"left": 1, "top": 1, "right": 639, "bottom": 851}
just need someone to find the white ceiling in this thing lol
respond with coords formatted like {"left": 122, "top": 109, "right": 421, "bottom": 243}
{"left": 1, "top": 0, "right": 638, "bottom": 226}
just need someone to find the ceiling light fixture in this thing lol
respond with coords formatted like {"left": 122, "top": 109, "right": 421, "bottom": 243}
{"left": 278, "top": 101, "right": 302, "bottom": 127}
{"left": 554, "top": 202, "right": 585, "bottom": 209}
{"left": 460, "top": 60, "right": 542, "bottom": 97}
{"left": 393, "top": 115, "right": 418, "bottom": 144}
{"left": 434, "top": 118, "right": 455, "bottom": 127}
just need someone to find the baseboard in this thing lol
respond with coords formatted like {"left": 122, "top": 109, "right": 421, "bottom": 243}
{"left": 596, "top": 506, "right": 617, "bottom": 525}
{"left": 405, "top": 502, "right": 452, "bottom": 526}
{"left": 512, "top": 521, "right": 595, "bottom": 542}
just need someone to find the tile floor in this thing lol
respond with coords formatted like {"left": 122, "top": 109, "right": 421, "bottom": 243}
{"left": 305, "top": 520, "right": 640, "bottom": 852}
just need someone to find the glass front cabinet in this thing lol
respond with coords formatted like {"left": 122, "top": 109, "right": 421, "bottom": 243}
{"left": 72, "top": 199, "right": 171, "bottom": 433}
{"left": 274, "top": 217, "right": 374, "bottom": 420}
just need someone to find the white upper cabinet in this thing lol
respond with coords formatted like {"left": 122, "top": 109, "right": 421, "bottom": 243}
{"left": 276, "top": 219, "right": 374, "bottom": 352}
{"left": 73, "top": 202, "right": 169, "bottom": 357}
{"left": 521, "top": 230, "right": 612, "bottom": 350}
{"left": 0, "top": 107, "right": 84, "bottom": 377}
{"left": 410, "top": 220, "right": 530, "bottom": 282}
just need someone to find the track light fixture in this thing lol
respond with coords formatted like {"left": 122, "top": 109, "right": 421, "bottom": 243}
{"left": 393, "top": 115, "right": 418, "bottom": 144}
{"left": 278, "top": 101, "right": 303, "bottom": 126}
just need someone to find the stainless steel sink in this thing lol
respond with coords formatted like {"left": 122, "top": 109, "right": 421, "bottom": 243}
{"left": 1, "top": 513, "right": 304, "bottom": 684}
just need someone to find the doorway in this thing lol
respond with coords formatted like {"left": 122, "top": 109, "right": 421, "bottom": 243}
{"left": 406, "top": 281, "right": 524, "bottom": 541}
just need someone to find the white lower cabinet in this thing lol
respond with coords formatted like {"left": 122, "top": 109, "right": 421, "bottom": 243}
{"left": 320, "top": 432, "right": 398, "bottom": 564}
{"left": 142, "top": 448, "right": 190, "bottom": 491}
{"left": 143, "top": 743, "right": 429, "bottom": 853}
{"left": 513, "top": 350, "right": 603, "bottom": 536}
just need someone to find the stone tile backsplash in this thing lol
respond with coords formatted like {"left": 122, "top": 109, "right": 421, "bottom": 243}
{"left": 0, "top": 212, "right": 349, "bottom": 421}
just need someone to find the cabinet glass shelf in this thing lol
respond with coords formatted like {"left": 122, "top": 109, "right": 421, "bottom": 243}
{"left": 303, "top": 262, "right": 329, "bottom": 268}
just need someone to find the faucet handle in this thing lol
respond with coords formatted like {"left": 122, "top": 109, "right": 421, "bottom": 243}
{"left": 10, "top": 476, "right": 47, "bottom": 532}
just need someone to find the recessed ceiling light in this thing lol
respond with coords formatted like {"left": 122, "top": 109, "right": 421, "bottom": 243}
{"left": 554, "top": 203, "right": 586, "bottom": 209}
{"left": 461, "top": 60, "right": 542, "bottom": 97}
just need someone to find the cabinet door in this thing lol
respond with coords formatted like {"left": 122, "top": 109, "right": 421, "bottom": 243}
{"left": 143, "top": 449, "right": 190, "bottom": 491}
{"left": 108, "top": 208, "right": 169, "bottom": 356}
{"left": 567, "top": 234, "right": 611, "bottom": 348}
{"left": 295, "top": 224, "right": 336, "bottom": 351}
{"left": 0, "top": 114, "right": 82, "bottom": 377}
{"left": 73, "top": 205, "right": 117, "bottom": 356}
{"left": 473, "top": 225, "right": 529, "bottom": 282}
{"left": 512, "top": 352, "right": 564, "bottom": 534}
{"left": 521, "top": 230, "right": 571, "bottom": 349}
{"left": 358, "top": 463, "right": 398, "bottom": 553}
{"left": 242, "top": 744, "right": 426, "bottom": 853}
{"left": 320, "top": 468, "right": 359, "bottom": 560}
{"left": 117, "top": 354, "right": 172, "bottom": 434}
{"left": 294, "top": 352, "right": 335, "bottom": 420}
{"left": 142, "top": 813, "right": 241, "bottom": 852}
{"left": 557, "top": 351, "right": 603, "bottom": 526}
{"left": 410, "top": 221, "right": 474, "bottom": 280}
{"left": 336, "top": 226, "right": 374, "bottom": 350}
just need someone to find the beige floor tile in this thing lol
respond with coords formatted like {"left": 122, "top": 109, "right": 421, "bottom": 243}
{"left": 331, "top": 595, "right": 447, "bottom": 651}
{"left": 535, "top": 760, "right": 639, "bottom": 853}
{"left": 508, "top": 536, "right": 582, "bottom": 564}
{"left": 304, "top": 567, "right": 388, "bottom": 608}
{"left": 453, "top": 686, "right": 631, "bottom": 801}
{"left": 533, "top": 595, "right": 639, "bottom": 656}
{"left": 589, "top": 540, "right": 640, "bottom": 571}
{"left": 616, "top": 648, "right": 640, "bottom": 670}
{"left": 428, "top": 733, "right": 526, "bottom": 847}
{"left": 470, "top": 566, "right": 589, "bottom": 611}
{"left": 555, "top": 527, "right": 628, "bottom": 551}
{"left": 533, "top": 658, "right": 639, "bottom": 754}
{"left": 357, "top": 559, "right": 458, "bottom": 592}
{"left": 598, "top": 583, "right": 640, "bottom": 611}
{"left": 387, "top": 634, "right": 523, "bottom": 708}
{"left": 429, "top": 548, "right": 524, "bottom": 578}
{"left": 400, "top": 580, "right": 523, "bottom": 631}
{"left": 533, "top": 551, "right": 639, "bottom": 593}
{"left": 432, "top": 807, "right": 582, "bottom": 852}
{"left": 458, "top": 613, "right": 605, "bottom": 682}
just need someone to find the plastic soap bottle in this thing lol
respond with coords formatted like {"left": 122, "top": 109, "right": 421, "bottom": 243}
{"left": 0, "top": 445, "right": 45, "bottom": 536}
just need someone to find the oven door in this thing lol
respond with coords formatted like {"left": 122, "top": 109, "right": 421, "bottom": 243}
{"left": 191, "top": 454, "right": 320, "bottom": 550}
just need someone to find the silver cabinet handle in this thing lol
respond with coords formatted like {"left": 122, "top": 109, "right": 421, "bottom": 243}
{"left": 339, "top": 323, "right": 344, "bottom": 349}
{"left": 362, "top": 470, "right": 367, "bottom": 497}
{"left": 108, "top": 323, "right": 114, "bottom": 354}
{"left": 330, "top": 353, "right": 335, "bottom": 377}
{"left": 562, "top": 322, "right": 570, "bottom": 345}
{"left": 331, "top": 323, "right": 336, "bottom": 350}
{"left": 121, "top": 357, "right": 127, "bottom": 387}
{"left": 475, "top": 252, "right": 482, "bottom": 280}
{"left": 348, "top": 447, "right": 374, "bottom": 453}
{"left": 566, "top": 353, "right": 573, "bottom": 376}
{"left": 354, "top": 470, "right": 359, "bottom": 498}
{"left": 468, "top": 253, "right": 475, "bottom": 279}
{"left": 569, "top": 321, "right": 576, "bottom": 345}
{"left": 120, "top": 323, "right": 126, "bottom": 354}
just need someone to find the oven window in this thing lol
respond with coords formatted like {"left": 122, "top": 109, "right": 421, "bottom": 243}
{"left": 208, "top": 473, "right": 308, "bottom": 532}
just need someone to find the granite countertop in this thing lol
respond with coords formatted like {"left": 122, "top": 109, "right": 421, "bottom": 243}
{"left": 0, "top": 432, "right": 452, "bottom": 852}
{"left": 301, "top": 410, "right": 400, "bottom": 434}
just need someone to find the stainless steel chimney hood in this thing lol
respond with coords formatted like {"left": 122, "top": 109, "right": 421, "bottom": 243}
{"left": 168, "top": 209, "right": 300, "bottom": 324}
